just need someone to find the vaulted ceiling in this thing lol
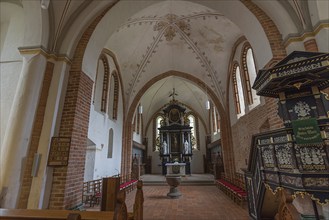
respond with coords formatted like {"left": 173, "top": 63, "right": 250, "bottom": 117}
{"left": 30, "top": 0, "right": 318, "bottom": 125}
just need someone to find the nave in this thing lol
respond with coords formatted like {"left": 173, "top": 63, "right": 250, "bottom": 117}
{"left": 88, "top": 174, "right": 249, "bottom": 220}
{"left": 127, "top": 185, "right": 248, "bottom": 220}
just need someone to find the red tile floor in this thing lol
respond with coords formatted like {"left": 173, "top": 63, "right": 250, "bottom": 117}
{"left": 89, "top": 185, "right": 249, "bottom": 220}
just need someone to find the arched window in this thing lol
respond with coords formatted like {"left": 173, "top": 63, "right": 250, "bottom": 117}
{"left": 214, "top": 107, "right": 220, "bottom": 133}
{"left": 187, "top": 113, "right": 199, "bottom": 150}
{"left": 93, "top": 55, "right": 109, "bottom": 112}
{"left": 108, "top": 128, "right": 114, "bottom": 158}
{"left": 153, "top": 115, "right": 164, "bottom": 151}
{"left": 108, "top": 70, "right": 119, "bottom": 120}
{"left": 241, "top": 44, "right": 260, "bottom": 108}
{"left": 100, "top": 56, "right": 110, "bottom": 112}
{"left": 232, "top": 63, "right": 245, "bottom": 117}
{"left": 246, "top": 48, "right": 260, "bottom": 107}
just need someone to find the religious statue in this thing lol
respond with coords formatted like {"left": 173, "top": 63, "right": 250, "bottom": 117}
{"left": 163, "top": 140, "right": 168, "bottom": 154}
{"left": 184, "top": 140, "right": 189, "bottom": 154}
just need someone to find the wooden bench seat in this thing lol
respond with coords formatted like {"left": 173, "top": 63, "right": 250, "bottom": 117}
{"left": 0, "top": 209, "right": 114, "bottom": 220}
{"left": 1, "top": 179, "right": 144, "bottom": 220}
{"left": 215, "top": 173, "right": 247, "bottom": 206}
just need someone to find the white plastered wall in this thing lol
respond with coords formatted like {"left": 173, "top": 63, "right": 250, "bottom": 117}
{"left": 87, "top": 63, "right": 124, "bottom": 180}
{"left": 0, "top": 2, "right": 24, "bottom": 147}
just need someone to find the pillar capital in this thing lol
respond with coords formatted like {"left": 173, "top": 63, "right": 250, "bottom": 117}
{"left": 18, "top": 46, "right": 72, "bottom": 65}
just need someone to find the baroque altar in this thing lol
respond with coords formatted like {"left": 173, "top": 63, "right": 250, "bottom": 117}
{"left": 158, "top": 94, "right": 193, "bottom": 175}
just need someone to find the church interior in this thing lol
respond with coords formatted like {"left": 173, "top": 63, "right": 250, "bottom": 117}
{"left": 0, "top": 0, "right": 328, "bottom": 219}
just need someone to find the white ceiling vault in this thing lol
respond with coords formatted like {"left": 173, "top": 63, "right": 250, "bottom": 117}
{"left": 45, "top": 0, "right": 314, "bottom": 125}
{"left": 105, "top": 1, "right": 242, "bottom": 122}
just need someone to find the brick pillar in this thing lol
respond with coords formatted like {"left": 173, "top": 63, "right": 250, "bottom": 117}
{"left": 18, "top": 62, "right": 54, "bottom": 208}
{"left": 304, "top": 38, "right": 319, "bottom": 52}
{"left": 48, "top": 71, "right": 93, "bottom": 209}
{"left": 48, "top": 4, "right": 114, "bottom": 209}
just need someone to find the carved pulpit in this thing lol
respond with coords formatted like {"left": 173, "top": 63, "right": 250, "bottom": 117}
{"left": 158, "top": 93, "right": 193, "bottom": 175}
{"left": 244, "top": 51, "right": 329, "bottom": 219}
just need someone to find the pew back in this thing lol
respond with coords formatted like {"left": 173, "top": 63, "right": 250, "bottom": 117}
{"left": 0, "top": 209, "right": 114, "bottom": 220}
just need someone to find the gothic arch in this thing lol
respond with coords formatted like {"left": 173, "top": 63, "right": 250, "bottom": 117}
{"left": 123, "top": 70, "right": 236, "bottom": 178}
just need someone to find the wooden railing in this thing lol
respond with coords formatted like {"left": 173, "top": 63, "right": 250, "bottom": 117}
{"left": 82, "top": 179, "right": 102, "bottom": 207}
{"left": 215, "top": 172, "right": 247, "bottom": 206}
{"left": 1, "top": 179, "right": 144, "bottom": 220}
{"left": 82, "top": 175, "right": 138, "bottom": 207}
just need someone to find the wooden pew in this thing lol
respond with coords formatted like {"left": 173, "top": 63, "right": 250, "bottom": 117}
{"left": 128, "top": 181, "right": 144, "bottom": 220}
{"left": 0, "top": 179, "right": 144, "bottom": 220}
{"left": 0, "top": 209, "right": 114, "bottom": 220}
{"left": 215, "top": 172, "right": 247, "bottom": 206}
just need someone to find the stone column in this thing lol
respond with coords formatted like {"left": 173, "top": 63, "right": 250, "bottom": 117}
{"left": 0, "top": 50, "right": 47, "bottom": 208}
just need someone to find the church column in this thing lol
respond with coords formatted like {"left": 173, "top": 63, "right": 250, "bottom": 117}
{"left": 0, "top": 49, "right": 47, "bottom": 208}
{"left": 26, "top": 59, "right": 71, "bottom": 209}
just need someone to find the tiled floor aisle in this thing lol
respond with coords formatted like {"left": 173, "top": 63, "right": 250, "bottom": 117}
{"left": 125, "top": 185, "right": 249, "bottom": 220}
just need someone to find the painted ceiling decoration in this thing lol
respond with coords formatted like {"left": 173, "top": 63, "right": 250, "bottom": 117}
{"left": 115, "top": 9, "right": 230, "bottom": 106}
{"left": 33, "top": 0, "right": 325, "bottom": 125}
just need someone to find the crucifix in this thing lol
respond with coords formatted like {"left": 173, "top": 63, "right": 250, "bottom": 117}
{"left": 169, "top": 88, "right": 178, "bottom": 101}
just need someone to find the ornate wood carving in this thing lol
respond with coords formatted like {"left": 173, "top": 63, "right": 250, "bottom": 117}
{"left": 274, "top": 189, "right": 300, "bottom": 220}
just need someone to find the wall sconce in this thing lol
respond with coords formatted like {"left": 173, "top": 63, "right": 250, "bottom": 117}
{"left": 138, "top": 105, "right": 143, "bottom": 114}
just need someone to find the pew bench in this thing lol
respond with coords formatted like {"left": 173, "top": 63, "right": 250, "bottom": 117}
{"left": 216, "top": 173, "right": 247, "bottom": 206}
{"left": 0, "top": 209, "right": 114, "bottom": 220}
{"left": 119, "top": 175, "right": 138, "bottom": 193}
{"left": 1, "top": 180, "right": 144, "bottom": 220}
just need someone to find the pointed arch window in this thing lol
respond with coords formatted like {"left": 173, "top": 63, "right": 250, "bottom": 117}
{"left": 232, "top": 63, "right": 245, "bottom": 116}
{"left": 153, "top": 115, "right": 164, "bottom": 151}
{"left": 100, "top": 56, "right": 110, "bottom": 112}
{"left": 93, "top": 55, "right": 109, "bottom": 112}
{"left": 108, "top": 71, "right": 119, "bottom": 120}
{"left": 187, "top": 113, "right": 200, "bottom": 150}
{"left": 210, "top": 106, "right": 220, "bottom": 134}
{"left": 241, "top": 44, "right": 260, "bottom": 108}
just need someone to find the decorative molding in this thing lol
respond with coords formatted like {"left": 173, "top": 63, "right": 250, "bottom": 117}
{"left": 18, "top": 46, "right": 72, "bottom": 64}
{"left": 283, "top": 22, "right": 329, "bottom": 48}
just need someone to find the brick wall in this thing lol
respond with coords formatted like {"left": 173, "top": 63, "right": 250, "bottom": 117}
{"left": 48, "top": 70, "right": 93, "bottom": 209}
{"left": 304, "top": 39, "right": 319, "bottom": 52}
{"left": 231, "top": 104, "right": 269, "bottom": 172}
{"left": 17, "top": 62, "right": 54, "bottom": 208}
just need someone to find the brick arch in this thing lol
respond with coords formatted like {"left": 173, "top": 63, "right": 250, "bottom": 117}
{"left": 110, "top": 70, "right": 119, "bottom": 120}
{"left": 231, "top": 61, "right": 243, "bottom": 115}
{"left": 240, "top": 0, "right": 287, "bottom": 60}
{"left": 49, "top": 5, "right": 115, "bottom": 209}
{"left": 123, "top": 70, "right": 236, "bottom": 179}
{"left": 99, "top": 54, "right": 110, "bottom": 112}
